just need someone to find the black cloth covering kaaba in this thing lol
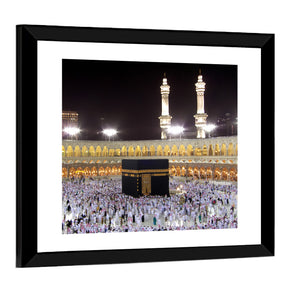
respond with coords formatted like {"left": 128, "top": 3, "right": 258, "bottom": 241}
{"left": 122, "top": 159, "right": 169, "bottom": 197}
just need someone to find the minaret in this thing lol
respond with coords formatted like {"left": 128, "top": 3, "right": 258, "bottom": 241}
{"left": 194, "top": 69, "right": 208, "bottom": 138}
{"left": 159, "top": 73, "right": 172, "bottom": 139}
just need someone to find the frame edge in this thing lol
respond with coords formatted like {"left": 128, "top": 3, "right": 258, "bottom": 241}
{"left": 16, "top": 25, "right": 38, "bottom": 267}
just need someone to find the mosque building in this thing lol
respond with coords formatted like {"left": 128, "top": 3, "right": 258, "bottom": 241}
{"left": 62, "top": 71, "right": 238, "bottom": 182}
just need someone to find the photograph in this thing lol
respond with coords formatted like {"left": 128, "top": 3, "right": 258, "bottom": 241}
{"left": 62, "top": 59, "right": 238, "bottom": 235}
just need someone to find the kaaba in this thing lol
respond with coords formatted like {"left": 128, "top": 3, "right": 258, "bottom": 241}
{"left": 122, "top": 159, "right": 169, "bottom": 197}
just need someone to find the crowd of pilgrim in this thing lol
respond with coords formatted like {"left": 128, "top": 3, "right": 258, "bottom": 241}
{"left": 62, "top": 177, "right": 237, "bottom": 234}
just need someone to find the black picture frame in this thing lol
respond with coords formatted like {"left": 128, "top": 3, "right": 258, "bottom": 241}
{"left": 16, "top": 25, "right": 274, "bottom": 268}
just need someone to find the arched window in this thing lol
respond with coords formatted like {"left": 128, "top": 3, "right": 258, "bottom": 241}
{"left": 105, "top": 167, "right": 111, "bottom": 175}
{"left": 171, "top": 145, "right": 178, "bottom": 156}
{"left": 102, "top": 146, "right": 108, "bottom": 157}
{"left": 142, "top": 146, "right": 148, "bottom": 156}
{"left": 69, "top": 167, "right": 76, "bottom": 177}
{"left": 128, "top": 146, "right": 134, "bottom": 156}
{"left": 194, "top": 148, "right": 201, "bottom": 156}
{"left": 187, "top": 167, "right": 193, "bottom": 177}
{"left": 187, "top": 145, "right": 193, "bottom": 156}
{"left": 149, "top": 145, "right": 156, "bottom": 156}
{"left": 91, "top": 167, "right": 98, "bottom": 176}
{"left": 157, "top": 145, "right": 163, "bottom": 156}
{"left": 179, "top": 145, "right": 186, "bottom": 156}
{"left": 208, "top": 145, "right": 214, "bottom": 156}
{"left": 82, "top": 146, "right": 88, "bottom": 157}
{"left": 206, "top": 167, "right": 212, "bottom": 179}
{"left": 229, "top": 168, "right": 237, "bottom": 181}
{"left": 214, "top": 168, "right": 221, "bottom": 180}
{"left": 111, "top": 166, "right": 118, "bottom": 175}
{"left": 221, "top": 168, "right": 228, "bottom": 180}
{"left": 117, "top": 166, "right": 122, "bottom": 175}
{"left": 164, "top": 145, "right": 170, "bottom": 156}
{"left": 76, "top": 167, "right": 83, "bottom": 177}
{"left": 221, "top": 144, "right": 227, "bottom": 156}
{"left": 200, "top": 167, "right": 206, "bottom": 179}
{"left": 214, "top": 144, "right": 220, "bottom": 156}
{"left": 89, "top": 146, "right": 95, "bottom": 157}
{"left": 62, "top": 146, "right": 66, "bottom": 157}
{"left": 62, "top": 167, "right": 68, "bottom": 177}
{"left": 228, "top": 143, "right": 234, "bottom": 156}
{"left": 66, "top": 145, "right": 73, "bottom": 157}
{"left": 96, "top": 146, "right": 101, "bottom": 157}
{"left": 84, "top": 167, "right": 91, "bottom": 176}
{"left": 109, "top": 149, "right": 115, "bottom": 157}
{"left": 170, "top": 165, "right": 176, "bottom": 176}
{"left": 74, "top": 145, "right": 81, "bottom": 157}
{"left": 135, "top": 145, "right": 141, "bottom": 156}
{"left": 99, "top": 167, "right": 104, "bottom": 176}
{"left": 121, "top": 146, "right": 127, "bottom": 156}
{"left": 194, "top": 167, "right": 199, "bottom": 178}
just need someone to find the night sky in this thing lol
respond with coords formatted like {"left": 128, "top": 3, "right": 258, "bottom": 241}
{"left": 63, "top": 59, "right": 237, "bottom": 141}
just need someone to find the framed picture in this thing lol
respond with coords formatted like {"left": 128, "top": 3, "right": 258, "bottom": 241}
{"left": 16, "top": 25, "right": 274, "bottom": 267}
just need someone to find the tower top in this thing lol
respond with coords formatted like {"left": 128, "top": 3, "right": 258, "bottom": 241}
{"left": 197, "top": 69, "right": 204, "bottom": 83}
{"left": 162, "top": 73, "right": 169, "bottom": 86}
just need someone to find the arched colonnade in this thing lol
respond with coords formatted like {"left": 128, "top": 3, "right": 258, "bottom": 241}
{"left": 62, "top": 164, "right": 237, "bottom": 182}
{"left": 62, "top": 142, "right": 238, "bottom": 158}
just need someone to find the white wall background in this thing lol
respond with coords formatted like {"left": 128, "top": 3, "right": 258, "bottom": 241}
{"left": 0, "top": 0, "right": 298, "bottom": 299}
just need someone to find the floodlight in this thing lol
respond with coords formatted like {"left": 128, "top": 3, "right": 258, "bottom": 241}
{"left": 103, "top": 129, "right": 117, "bottom": 137}
{"left": 167, "top": 126, "right": 184, "bottom": 135}
{"left": 63, "top": 127, "right": 80, "bottom": 136}
{"left": 205, "top": 124, "right": 217, "bottom": 133}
